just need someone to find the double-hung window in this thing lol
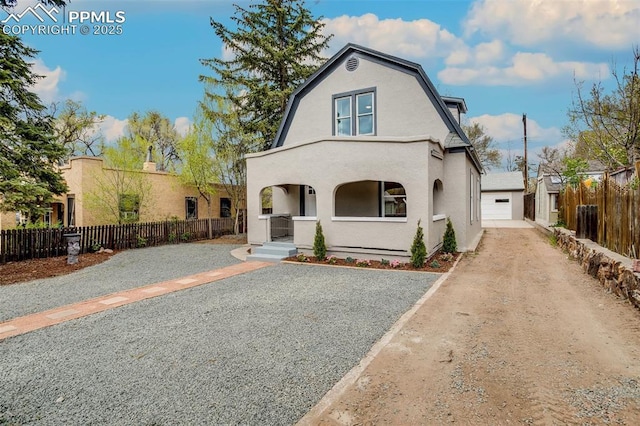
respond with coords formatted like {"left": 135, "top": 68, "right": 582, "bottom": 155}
{"left": 334, "top": 89, "right": 375, "bottom": 136}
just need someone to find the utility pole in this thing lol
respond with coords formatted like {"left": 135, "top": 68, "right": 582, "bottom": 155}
{"left": 522, "top": 113, "right": 528, "bottom": 193}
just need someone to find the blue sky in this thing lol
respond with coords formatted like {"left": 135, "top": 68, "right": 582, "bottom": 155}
{"left": 5, "top": 0, "right": 640, "bottom": 170}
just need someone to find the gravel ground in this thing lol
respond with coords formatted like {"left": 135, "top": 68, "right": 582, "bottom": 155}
{"left": 0, "top": 263, "right": 438, "bottom": 425}
{"left": 0, "top": 243, "right": 242, "bottom": 322}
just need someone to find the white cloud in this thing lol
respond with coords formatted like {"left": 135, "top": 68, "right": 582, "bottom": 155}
{"left": 445, "top": 40, "right": 505, "bottom": 66}
{"left": 174, "top": 116, "right": 191, "bottom": 136}
{"left": 29, "top": 59, "right": 65, "bottom": 104}
{"left": 96, "top": 116, "right": 128, "bottom": 143}
{"left": 470, "top": 113, "right": 571, "bottom": 171}
{"left": 469, "top": 113, "right": 562, "bottom": 145}
{"left": 439, "top": 52, "right": 609, "bottom": 85}
{"left": 464, "top": 0, "right": 640, "bottom": 50}
{"left": 322, "top": 14, "right": 465, "bottom": 59}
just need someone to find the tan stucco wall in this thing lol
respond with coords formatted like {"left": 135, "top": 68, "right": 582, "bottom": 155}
{"left": 0, "top": 212, "right": 15, "bottom": 230}
{"left": 51, "top": 157, "right": 232, "bottom": 226}
{"left": 282, "top": 56, "right": 450, "bottom": 147}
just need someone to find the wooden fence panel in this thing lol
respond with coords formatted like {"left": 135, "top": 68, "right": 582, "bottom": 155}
{"left": 0, "top": 218, "right": 236, "bottom": 264}
{"left": 560, "top": 174, "right": 640, "bottom": 258}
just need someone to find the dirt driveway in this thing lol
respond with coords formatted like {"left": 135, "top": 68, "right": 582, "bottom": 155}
{"left": 303, "top": 227, "right": 640, "bottom": 425}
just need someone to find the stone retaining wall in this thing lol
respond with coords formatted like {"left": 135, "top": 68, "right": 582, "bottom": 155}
{"left": 554, "top": 228, "right": 640, "bottom": 309}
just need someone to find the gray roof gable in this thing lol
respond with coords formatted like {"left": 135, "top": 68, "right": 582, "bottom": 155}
{"left": 270, "top": 43, "right": 475, "bottom": 156}
{"left": 482, "top": 171, "right": 525, "bottom": 191}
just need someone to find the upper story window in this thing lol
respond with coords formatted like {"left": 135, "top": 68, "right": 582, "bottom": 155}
{"left": 333, "top": 88, "right": 376, "bottom": 136}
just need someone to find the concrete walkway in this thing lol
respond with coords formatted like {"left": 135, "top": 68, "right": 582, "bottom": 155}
{"left": 482, "top": 219, "right": 534, "bottom": 228}
{"left": 0, "top": 261, "right": 271, "bottom": 341}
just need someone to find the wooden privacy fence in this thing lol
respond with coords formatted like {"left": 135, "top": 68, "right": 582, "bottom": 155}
{"left": 0, "top": 217, "right": 236, "bottom": 264}
{"left": 559, "top": 173, "right": 640, "bottom": 258}
{"left": 524, "top": 192, "right": 535, "bottom": 221}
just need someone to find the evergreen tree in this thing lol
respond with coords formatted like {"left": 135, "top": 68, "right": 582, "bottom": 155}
{"left": 410, "top": 220, "right": 427, "bottom": 268}
{"left": 0, "top": 33, "right": 67, "bottom": 222}
{"left": 443, "top": 218, "right": 457, "bottom": 254}
{"left": 313, "top": 220, "right": 326, "bottom": 260}
{"left": 200, "top": 0, "right": 332, "bottom": 150}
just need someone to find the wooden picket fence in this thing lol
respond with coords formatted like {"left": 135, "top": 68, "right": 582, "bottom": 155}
{"left": 0, "top": 217, "right": 237, "bottom": 264}
{"left": 559, "top": 173, "right": 640, "bottom": 258}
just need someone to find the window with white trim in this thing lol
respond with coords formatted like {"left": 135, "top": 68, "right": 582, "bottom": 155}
{"left": 333, "top": 89, "right": 375, "bottom": 136}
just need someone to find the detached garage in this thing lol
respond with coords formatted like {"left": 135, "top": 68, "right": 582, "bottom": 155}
{"left": 481, "top": 172, "right": 525, "bottom": 220}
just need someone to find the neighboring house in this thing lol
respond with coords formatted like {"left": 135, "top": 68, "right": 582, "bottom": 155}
{"left": 535, "top": 174, "right": 563, "bottom": 226}
{"left": 481, "top": 172, "right": 525, "bottom": 220}
{"left": 0, "top": 156, "right": 235, "bottom": 229}
{"left": 246, "top": 43, "right": 483, "bottom": 259}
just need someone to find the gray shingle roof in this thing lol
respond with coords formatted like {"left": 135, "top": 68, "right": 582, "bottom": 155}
{"left": 481, "top": 171, "right": 525, "bottom": 191}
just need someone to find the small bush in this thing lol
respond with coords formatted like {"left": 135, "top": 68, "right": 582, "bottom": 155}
{"left": 381, "top": 258, "right": 390, "bottom": 266}
{"left": 345, "top": 256, "right": 355, "bottom": 263}
{"left": 429, "top": 260, "right": 441, "bottom": 268}
{"left": 136, "top": 236, "right": 147, "bottom": 248}
{"left": 296, "top": 253, "right": 308, "bottom": 262}
{"left": 355, "top": 259, "right": 371, "bottom": 267}
{"left": 410, "top": 219, "right": 427, "bottom": 268}
{"left": 181, "top": 232, "right": 191, "bottom": 242}
{"left": 327, "top": 255, "right": 338, "bottom": 265}
{"left": 443, "top": 218, "right": 457, "bottom": 253}
{"left": 313, "top": 221, "right": 327, "bottom": 260}
{"left": 168, "top": 233, "right": 177, "bottom": 243}
{"left": 440, "top": 252, "right": 454, "bottom": 262}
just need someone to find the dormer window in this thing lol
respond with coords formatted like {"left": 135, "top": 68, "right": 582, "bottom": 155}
{"left": 333, "top": 88, "right": 376, "bottom": 136}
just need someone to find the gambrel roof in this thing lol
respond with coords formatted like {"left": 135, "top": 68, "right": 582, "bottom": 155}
{"left": 270, "top": 43, "right": 482, "bottom": 171}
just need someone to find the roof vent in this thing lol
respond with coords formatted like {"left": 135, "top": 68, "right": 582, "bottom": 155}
{"left": 345, "top": 56, "right": 359, "bottom": 72}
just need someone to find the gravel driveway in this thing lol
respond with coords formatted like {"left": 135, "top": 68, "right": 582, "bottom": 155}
{"left": 0, "top": 246, "right": 439, "bottom": 425}
{"left": 0, "top": 243, "right": 243, "bottom": 322}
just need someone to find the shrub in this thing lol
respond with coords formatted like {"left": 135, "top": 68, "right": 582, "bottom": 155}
{"left": 313, "top": 221, "right": 327, "bottom": 260}
{"left": 136, "top": 236, "right": 147, "bottom": 248}
{"left": 296, "top": 253, "right": 308, "bottom": 262}
{"left": 327, "top": 255, "right": 338, "bottom": 265}
{"left": 443, "top": 218, "right": 457, "bottom": 253}
{"left": 345, "top": 256, "right": 355, "bottom": 263}
{"left": 429, "top": 260, "right": 441, "bottom": 268}
{"left": 355, "top": 259, "right": 371, "bottom": 267}
{"left": 381, "top": 258, "right": 390, "bottom": 266}
{"left": 440, "top": 252, "right": 454, "bottom": 262}
{"left": 410, "top": 219, "right": 427, "bottom": 268}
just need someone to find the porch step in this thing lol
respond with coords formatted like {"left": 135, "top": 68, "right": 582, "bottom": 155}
{"left": 246, "top": 242, "right": 297, "bottom": 263}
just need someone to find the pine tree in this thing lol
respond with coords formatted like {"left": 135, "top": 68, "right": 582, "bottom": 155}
{"left": 0, "top": 33, "right": 68, "bottom": 222}
{"left": 443, "top": 218, "right": 457, "bottom": 253}
{"left": 200, "top": 0, "right": 332, "bottom": 150}
{"left": 313, "top": 220, "right": 327, "bottom": 260}
{"left": 410, "top": 220, "right": 427, "bottom": 268}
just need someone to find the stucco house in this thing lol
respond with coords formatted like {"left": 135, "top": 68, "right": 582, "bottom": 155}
{"left": 0, "top": 156, "right": 235, "bottom": 229}
{"left": 246, "top": 44, "right": 483, "bottom": 260}
{"left": 481, "top": 171, "right": 525, "bottom": 220}
{"left": 535, "top": 173, "right": 563, "bottom": 227}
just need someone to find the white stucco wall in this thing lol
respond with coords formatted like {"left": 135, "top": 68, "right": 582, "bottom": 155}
{"left": 281, "top": 55, "right": 450, "bottom": 147}
{"left": 442, "top": 151, "right": 482, "bottom": 251}
{"left": 247, "top": 138, "right": 440, "bottom": 254}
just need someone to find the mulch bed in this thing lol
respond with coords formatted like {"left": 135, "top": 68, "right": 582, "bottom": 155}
{"left": 284, "top": 251, "right": 461, "bottom": 273}
{"left": 0, "top": 251, "right": 118, "bottom": 286}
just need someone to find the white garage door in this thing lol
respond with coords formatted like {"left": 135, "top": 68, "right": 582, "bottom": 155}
{"left": 482, "top": 192, "right": 512, "bottom": 220}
